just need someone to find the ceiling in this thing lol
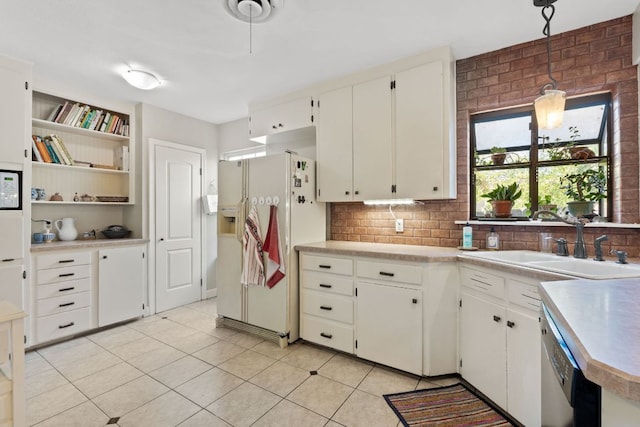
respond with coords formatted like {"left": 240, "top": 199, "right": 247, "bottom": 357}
{"left": 1, "top": 0, "right": 638, "bottom": 125}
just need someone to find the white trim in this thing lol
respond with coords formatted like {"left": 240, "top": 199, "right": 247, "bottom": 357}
{"left": 148, "top": 138, "right": 207, "bottom": 315}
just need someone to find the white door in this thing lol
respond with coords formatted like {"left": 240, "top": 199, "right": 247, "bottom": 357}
{"left": 98, "top": 246, "right": 144, "bottom": 326}
{"left": 216, "top": 160, "right": 244, "bottom": 321}
{"left": 356, "top": 281, "right": 422, "bottom": 375}
{"left": 155, "top": 144, "right": 202, "bottom": 313}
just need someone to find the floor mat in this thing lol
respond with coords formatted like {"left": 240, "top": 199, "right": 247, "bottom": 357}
{"left": 384, "top": 383, "right": 515, "bottom": 426}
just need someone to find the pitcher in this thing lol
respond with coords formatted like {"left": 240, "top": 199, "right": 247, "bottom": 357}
{"left": 55, "top": 217, "right": 78, "bottom": 241}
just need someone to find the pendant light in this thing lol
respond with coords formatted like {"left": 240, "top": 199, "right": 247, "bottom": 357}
{"left": 533, "top": 0, "right": 566, "bottom": 129}
{"left": 224, "top": 0, "right": 284, "bottom": 54}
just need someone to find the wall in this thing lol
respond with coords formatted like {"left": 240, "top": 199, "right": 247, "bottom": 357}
{"left": 137, "top": 104, "right": 219, "bottom": 293}
{"left": 331, "top": 16, "right": 640, "bottom": 257}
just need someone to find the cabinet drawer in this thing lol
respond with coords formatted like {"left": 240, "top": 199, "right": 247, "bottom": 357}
{"left": 302, "top": 290, "right": 353, "bottom": 324}
{"left": 301, "top": 271, "right": 353, "bottom": 296}
{"left": 37, "top": 251, "right": 90, "bottom": 270}
{"left": 301, "top": 315, "right": 353, "bottom": 353}
{"left": 36, "top": 307, "right": 91, "bottom": 343}
{"left": 301, "top": 254, "right": 353, "bottom": 276}
{"left": 37, "top": 291, "right": 91, "bottom": 317}
{"left": 460, "top": 266, "right": 505, "bottom": 299}
{"left": 508, "top": 279, "right": 540, "bottom": 311}
{"left": 357, "top": 260, "right": 422, "bottom": 285}
{"left": 37, "top": 264, "right": 90, "bottom": 285}
{"left": 37, "top": 278, "right": 90, "bottom": 300}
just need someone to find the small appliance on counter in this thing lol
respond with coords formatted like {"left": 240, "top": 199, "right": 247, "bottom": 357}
{"left": 32, "top": 219, "right": 55, "bottom": 243}
{"left": 101, "top": 225, "right": 131, "bottom": 239}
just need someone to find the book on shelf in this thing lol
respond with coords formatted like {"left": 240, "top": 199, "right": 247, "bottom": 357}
{"left": 54, "top": 102, "right": 73, "bottom": 124}
{"left": 99, "top": 112, "right": 111, "bottom": 132}
{"left": 48, "top": 134, "right": 73, "bottom": 165}
{"left": 31, "top": 136, "right": 44, "bottom": 162}
{"left": 73, "top": 160, "right": 91, "bottom": 168}
{"left": 63, "top": 103, "right": 81, "bottom": 126}
{"left": 46, "top": 103, "right": 63, "bottom": 122}
{"left": 32, "top": 135, "right": 52, "bottom": 163}
{"left": 43, "top": 138, "right": 61, "bottom": 164}
{"left": 88, "top": 110, "right": 102, "bottom": 130}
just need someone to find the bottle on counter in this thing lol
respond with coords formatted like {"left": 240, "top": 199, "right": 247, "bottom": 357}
{"left": 462, "top": 222, "right": 473, "bottom": 248}
{"left": 487, "top": 226, "right": 500, "bottom": 250}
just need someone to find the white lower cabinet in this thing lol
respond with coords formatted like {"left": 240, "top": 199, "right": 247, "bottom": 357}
{"left": 98, "top": 246, "right": 145, "bottom": 327}
{"left": 299, "top": 251, "right": 457, "bottom": 376}
{"left": 356, "top": 281, "right": 422, "bottom": 375}
{"left": 31, "top": 243, "right": 146, "bottom": 346}
{"left": 459, "top": 264, "right": 541, "bottom": 427}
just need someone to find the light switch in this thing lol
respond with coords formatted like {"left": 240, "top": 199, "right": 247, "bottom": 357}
{"left": 395, "top": 218, "right": 404, "bottom": 233}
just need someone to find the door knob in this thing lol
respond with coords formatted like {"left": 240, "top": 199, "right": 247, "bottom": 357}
{"left": 159, "top": 238, "right": 164, "bottom": 241}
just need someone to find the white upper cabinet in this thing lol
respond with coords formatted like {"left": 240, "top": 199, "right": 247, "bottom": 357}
{"left": 395, "top": 61, "right": 452, "bottom": 199}
{"left": 316, "top": 86, "right": 353, "bottom": 201}
{"left": 248, "top": 96, "right": 314, "bottom": 140}
{"left": 0, "top": 55, "right": 31, "bottom": 167}
{"left": 353, "top": 76, "right": 393, "bottom": 201}
{"left": 315, "top": 47, "right": 456, "bottom": 202}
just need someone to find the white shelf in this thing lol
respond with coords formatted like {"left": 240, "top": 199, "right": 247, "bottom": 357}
{"left": 31, "top": 200, "right": 131, "bottom": 206}
{"left": 32, "top": 118, "right": 129, "bottom": 142}
{"left": 31, "top": 162, "right": 129, "bottom": 175}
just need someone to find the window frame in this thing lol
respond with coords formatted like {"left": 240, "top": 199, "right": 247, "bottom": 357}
{"left": 469, "top": 93, "right": 613, "bottom": 220}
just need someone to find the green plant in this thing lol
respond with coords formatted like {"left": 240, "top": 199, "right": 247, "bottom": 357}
{"left": 481, "top": 182, "right": 522, "bottom": 202}
{"left": 490, "top": 146, "right": 507, "bottom": 154}
{"left": 542, "top": 125, "right": 580, "bottom": 161}
{"left": 561, "top": 169, "right": 607, "bottom": 201}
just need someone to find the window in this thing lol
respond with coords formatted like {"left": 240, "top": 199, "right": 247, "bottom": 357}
{"left": 470, "top": 93, "right": 612, "bottom": 220}
{"left": 221, "top": 147, "right": 266, "bottom": 161}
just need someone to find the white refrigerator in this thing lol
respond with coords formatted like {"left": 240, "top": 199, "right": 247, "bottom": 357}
{"left": 216, "top": 152, "right": 325, "bottom": 343}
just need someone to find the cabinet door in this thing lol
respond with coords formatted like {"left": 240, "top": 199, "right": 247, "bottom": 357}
{"left": 459, "top": 291, "right": 507, "bottom": 408}
{"left": 316, "top": 86, "right": 354, "bottom": 202}
{"left": 0, "top": 264, "right": 23, "bottom": 310}
{"left": 356, "top": 281, "right": 422, "bottom": 375}
{"left": 249, "top": 97, "right": 313, "bottom": 139}
{"left": 395, "top": 61, "right": 446, "bottom": 199}
{"left": 0, "top": 56, "right": 30, "bottom": 166}
{"left": 506, "top": 309, "right": 541, "bottom": 427}
{"left": 98, "top": 246, "right": 144, "bottom": 326}
{"left": 353, "top": 76, "right": 393, "bottom": 201}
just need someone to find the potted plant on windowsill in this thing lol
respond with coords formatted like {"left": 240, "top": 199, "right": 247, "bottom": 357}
{"left": 561, "top": 168, "right": 607, "bottom": 217}
{"left": 490, "top": 146, "right": 507, "bottom": 165}
{"left": 481, "top": 182, "right": 522, "bottom": 218}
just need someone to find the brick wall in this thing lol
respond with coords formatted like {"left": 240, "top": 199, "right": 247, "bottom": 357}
{"left": 330, "top": 16, "right": 640, "bottom": 256}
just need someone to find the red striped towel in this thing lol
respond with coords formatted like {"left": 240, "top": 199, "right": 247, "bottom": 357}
{"left": 264, "top": 204, "right": 285, "bottom": 288}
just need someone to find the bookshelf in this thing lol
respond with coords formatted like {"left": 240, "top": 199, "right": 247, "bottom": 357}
{"left": 31, "top": 91, "right": 134, "bottom": 206}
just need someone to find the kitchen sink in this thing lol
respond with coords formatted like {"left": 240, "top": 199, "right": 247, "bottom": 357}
{"left": 459, "top": 250, "right": 640, "bottom": 280}
{"left": 527, "top": 259, "right": 640, "bottom": 279}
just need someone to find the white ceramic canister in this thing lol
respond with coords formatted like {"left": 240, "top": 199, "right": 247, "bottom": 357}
{"left": 55, "top": 217, "right": 78, "bottom": 241}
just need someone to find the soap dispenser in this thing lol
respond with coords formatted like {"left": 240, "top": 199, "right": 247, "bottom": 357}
{"left": 486, "top": 226, "right": 499, "bottom": 250}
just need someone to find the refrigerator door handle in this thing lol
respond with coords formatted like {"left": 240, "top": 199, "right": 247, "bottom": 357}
{"left": 236, "top": 197, "right": 247, "bottom": 243}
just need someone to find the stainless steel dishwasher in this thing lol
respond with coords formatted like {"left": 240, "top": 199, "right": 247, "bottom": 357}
{"left": 540, "top": 303, "right": 601, "bottom": 427}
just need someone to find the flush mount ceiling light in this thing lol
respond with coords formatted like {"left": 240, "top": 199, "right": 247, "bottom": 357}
{"left": 122, "top": 69, "right": 161, "bottom": 90}
{"left": 533, "top": 0, "right": 566, "bottom": 130}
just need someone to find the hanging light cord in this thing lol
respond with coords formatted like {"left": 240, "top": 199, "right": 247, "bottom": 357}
{"left": 540, "top": 4, "right": 557, "bottom": 93}
{"left": 249, "top": 4, "right": 253, "bottom": 54}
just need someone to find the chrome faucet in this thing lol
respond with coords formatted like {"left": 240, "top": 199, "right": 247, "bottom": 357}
{"left": 594, "top": 235, "right": 608, "bottom": 261}
{"left": 532, "top": 211, "right": 588, "bottom": 259}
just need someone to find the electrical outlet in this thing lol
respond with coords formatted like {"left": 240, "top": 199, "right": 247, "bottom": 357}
{"left": 395, "top": 218, "right": 404, "bottom": 232}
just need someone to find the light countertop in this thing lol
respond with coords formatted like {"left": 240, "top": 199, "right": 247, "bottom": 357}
{"left": 540, "top": 278, "right": 640, "bottom": 402}
{"left": 295, "top": 241, "right": 461, "bottom": 262}
{"left": 31, "top": 238, "right": 149, "bottom": 252}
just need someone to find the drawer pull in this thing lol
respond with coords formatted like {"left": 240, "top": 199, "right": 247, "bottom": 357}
{"left": 2, "top": 258, "right": 15, "bottom": 262}
{"left": 58, "top": 259, "right": 75, "bottom": 263}
{"left": 59, "top": 273, "right": 75, "bottom": 278}
{"left": 320, "top": 305, "right": 333, "bottom": 311}
{"left": 319, "top": 264, "right": 331, "bottom": 269}
{"left": 59, "top": 287, "right": 75, "bottom": 292}
{"left": 412, "top": 298, "right": 418, "bottom": 304}
{"left": 379, "top": 271, "right": 395, "bottom": 277}
{"left": 319, "top": 283, "right": 332, "bottom": 289}
{"left": 320, "top": 332, "right": 333, "bottom": 339}
{"left": 58, "top": 322, "right": 75, "bottom": 329}
{"left": 493, "top": 315, "right": 501, "bottom": 322}
{"left": 507, "top": 321, "right": 515, "bottom": 328}
{"left": 59, "top": 302, "right": 75, "bottom": 308}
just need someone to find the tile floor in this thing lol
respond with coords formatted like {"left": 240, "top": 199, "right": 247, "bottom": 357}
{"left": 25, "top": 298, "right": 459, "bottom": 427}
